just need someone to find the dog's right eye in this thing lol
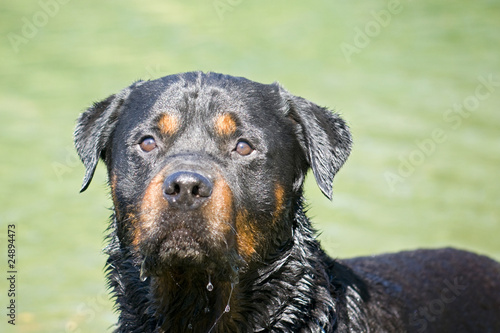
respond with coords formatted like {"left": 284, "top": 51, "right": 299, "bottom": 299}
{"left": 139, "top": 137, "right": 157, "bottom": 152}
{"left": 235, "top": 140, "right": 254, "bottom": 156}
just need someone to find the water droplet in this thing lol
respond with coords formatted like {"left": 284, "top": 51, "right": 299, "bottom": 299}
{"left": 206, "top": 275, "right": 213, "bottom": 291}
{"left": 224, "top": 282, "right": 234, "bottom": 313}
{"left": 140, "top": 260, "right": 148, "bottom": 282}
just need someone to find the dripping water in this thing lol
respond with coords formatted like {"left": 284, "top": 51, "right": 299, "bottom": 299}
{"left": 140, "top": 259, "right": 148, "bottom": 282}
{"left": 206, "top": 274, "right": 214, "bottom": 292}
{"left": 207, "top": 265, "right": 239, "bottom": 333}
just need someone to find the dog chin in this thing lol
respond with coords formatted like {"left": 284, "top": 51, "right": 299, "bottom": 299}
{"left": 139, "top": 233, "right": 231, "bottom": 276}
{"left": 159, "top": 240, "right": 206, "bottom": 264}
{"left": 143, "top": 233, "right": 203, "bottom": 265}
{"left": 139, "top": 245, "right": 246, "bottom": 285}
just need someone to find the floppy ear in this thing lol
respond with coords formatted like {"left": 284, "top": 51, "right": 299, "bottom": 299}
{"left": 74, "top": 83, "right": 139, "bottom": 192}
{"left": 281, "top": 89, "right": 352, "bottom": 200}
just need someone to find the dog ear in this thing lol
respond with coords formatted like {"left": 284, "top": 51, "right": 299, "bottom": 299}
{"left": 74, "top": 83, "right": 139, "bottom": 192}
{"left": 280, "top": 88, "right": 352, "bottom": 200}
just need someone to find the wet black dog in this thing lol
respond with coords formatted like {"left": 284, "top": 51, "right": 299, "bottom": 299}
{"left": 75, "top": 72, "right": 500, "bottom": 332}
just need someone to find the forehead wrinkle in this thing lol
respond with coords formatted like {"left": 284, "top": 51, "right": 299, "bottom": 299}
{"left": 150, "top": 84, "right": 186, "bottom": 115}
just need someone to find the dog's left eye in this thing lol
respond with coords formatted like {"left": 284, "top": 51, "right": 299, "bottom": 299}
{"left": 139, "top": 136, "right": 157, "bottom": 152}
{"left": 235, "top": 140, "right": 254, "bottom": 156}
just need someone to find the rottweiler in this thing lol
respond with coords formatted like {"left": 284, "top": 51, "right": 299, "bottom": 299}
{"left": 75, "top": 72, "right": 500, "bottom": 332}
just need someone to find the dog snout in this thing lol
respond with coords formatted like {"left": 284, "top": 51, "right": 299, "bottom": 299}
{"left": 163, "top": 171, "right": 213, "bottom": 209}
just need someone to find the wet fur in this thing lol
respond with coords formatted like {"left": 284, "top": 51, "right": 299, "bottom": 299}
{"left": 75, "top": 72, "right": 500, "bottom": 332}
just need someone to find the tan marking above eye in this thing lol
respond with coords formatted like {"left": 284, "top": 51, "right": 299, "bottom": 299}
{"left": 215, "top": 114, "right": 237, "bottom": 136}
{"left": 158, "top": 113, "right": 179, "bottom": 136}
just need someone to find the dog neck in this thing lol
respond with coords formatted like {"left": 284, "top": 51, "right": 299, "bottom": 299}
{"left": 106, "top": 205, "right": 340, "bottom": 332}
{"left": 157, "top": 214, "right": 337, "bottom": 333}
{"left": 150, "top": 270, "right": 238, "bottom": 332}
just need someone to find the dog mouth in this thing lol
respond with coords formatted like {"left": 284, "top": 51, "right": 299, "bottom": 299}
{"left": 135, "top": 211, "right": 241, "bottom": 279}
{"left": 138, "top": 226, "right": 243, "bottom": 282}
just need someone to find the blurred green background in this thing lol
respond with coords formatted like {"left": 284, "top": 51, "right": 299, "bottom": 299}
{"left": 1, "top": 0, "right": 499, "bottom": 331}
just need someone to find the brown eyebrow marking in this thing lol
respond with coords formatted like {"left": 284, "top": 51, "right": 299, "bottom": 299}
{"left": 215, "top": 113, "right": 237, "bottom": 136}
{"left": 158, "top": 113, "right": 179, "bottom": 135}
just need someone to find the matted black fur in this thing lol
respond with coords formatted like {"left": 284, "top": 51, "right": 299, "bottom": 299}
{"left": 75, "top": 72, "right": 500, "bottom": 332}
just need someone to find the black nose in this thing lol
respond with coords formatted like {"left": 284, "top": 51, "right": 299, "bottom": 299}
{"left": 163, "top": 171, "right": 213, "bottom": 209}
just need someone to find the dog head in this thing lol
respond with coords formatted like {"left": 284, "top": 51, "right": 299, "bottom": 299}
{"left": 75, "top": 72, "right": 351, "bottom": 277}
